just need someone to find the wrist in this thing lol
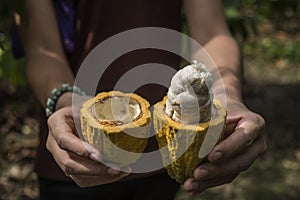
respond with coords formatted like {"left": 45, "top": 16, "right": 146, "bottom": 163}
{"left": 213, "top": 66, "right": 244, "bottom": 105}
{"left": 55, "top": 92, "right": 73, "bottom": 110}
{"left": 225, "top": 94, "right": 243, "bottom": 105}
{"left": 45, "top": 84, "right": 86, "bottom": 118}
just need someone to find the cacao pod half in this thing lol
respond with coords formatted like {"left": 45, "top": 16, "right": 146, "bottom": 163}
{"left": 80, "top": 91, "right": 150, "bottom": 167}
{"left": 153, "top": 96, "right": 226, "bottom": 183}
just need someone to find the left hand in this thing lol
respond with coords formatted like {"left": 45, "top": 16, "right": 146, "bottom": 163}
{"left": 46, "top": 93, "right": 131, "bottom": 187}
{"left": 183, "top": 101, "right": 267, "bottom": 196}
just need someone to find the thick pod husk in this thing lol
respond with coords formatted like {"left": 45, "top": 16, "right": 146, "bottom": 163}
{"left": 153, "top": 97, "right": 226, "bottom": 183}
{"left": 80, "top": 91, "right": 150, "bottom": 167}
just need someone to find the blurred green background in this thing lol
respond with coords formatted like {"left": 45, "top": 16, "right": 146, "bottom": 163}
{"left": 1, "top": 0, "right": 300, "bottom": 199}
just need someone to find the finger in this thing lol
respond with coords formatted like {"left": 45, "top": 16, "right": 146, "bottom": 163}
{"left": 183, "top": 177, "right": 199, "bottom": 192}
{"left": 189, "top": 173, "right": 239, "bottom": 195}
{"left": 47, "top": 133, "right": 121, "bottom": 176}
{"left": 208, "top": 117, "right": 262, "bottom": 163}
{"left": 72, "top": 95, "right": 92, "bottom": 129}
{"left": 224, "top": 116, "right": 241, "bottom": 137}
{"left": 66, "top": 152, "right": 121, "bottom": 176}
{"left": 48, "top": 108, "right": 101, "bottom": 162}
{"left": 69, "top": 172, "right": 130, "bottom": 188}
{"left": 194, "top": 138, "right": 267, "bottom": 181}
{"left": 48, "top": 106, "right": 78, "bottom": 135}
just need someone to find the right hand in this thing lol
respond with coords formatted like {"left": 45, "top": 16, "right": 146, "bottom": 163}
{"left": 46, "top": 104, "right": 130, "bottom": 187}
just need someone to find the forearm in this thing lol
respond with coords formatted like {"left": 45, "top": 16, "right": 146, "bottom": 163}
{"left": 192, "top": 34, "right": 243, "bottom": 104}
{"left": 23, "top": 0, "right": 74, "bottom": 108}
{"left": 184, "top": 0, "right": 244, "bottom": 105}
{"left": 25, "top": 51, "right": 74, "bottom": 108}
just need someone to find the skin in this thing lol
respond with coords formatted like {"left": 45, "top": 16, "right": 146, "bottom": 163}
{"left": 23, "top": 0, "right": 130, "bottom": 186}
{"left": 23, "top": 0, "right": 266, "bottom": 192}
{"left": 183, "top": 0, "right": 267, "bottom": 196}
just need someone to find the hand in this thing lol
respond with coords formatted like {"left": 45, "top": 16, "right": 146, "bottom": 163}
{"left": 184, "top": 101, "right": 267, "bottom": 196}
{"left": 46, "top": 95, "right": 130, "bottom": 187}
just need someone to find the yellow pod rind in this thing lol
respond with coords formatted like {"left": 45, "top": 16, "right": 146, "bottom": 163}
{"left": 153, "top": 96, "right": 226, "bottom": 183}
{"left": 80, "top": 91, "right": 150, "bottom": 167}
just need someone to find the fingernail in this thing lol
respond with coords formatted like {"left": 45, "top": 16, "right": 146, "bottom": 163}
{"left": 190, "top": 182, "right": 199, "bottom": 190}
{"left": 122, "top": 167, "right": 132, "bottom": 173}
{"left": 107, "top": 168, "right": 120, "bottom": 176}
{"left": 196, "top": 168, "right": 208, "bottom": 180}
{"left": 120, "top": 171, "right": 131, "bottom": 177}
{"left": 90, "top": 153, "right": 101, "bottom": 162}
{"left": 211, "top": 151, "right": 222, "bottom": 162}
{"left": 83, "top": 142, "right": 102, "bottom": 162}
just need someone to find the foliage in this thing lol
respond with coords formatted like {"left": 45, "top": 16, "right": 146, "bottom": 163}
{"left": 0, "top": 0, "right": 24, "bottom": 23}
{"left": 0, "top": 35, "right": 25, "bottom": 88}
{"left": 224, "top": 0, "right": 300, "bottom": 40}
{"left": 223, "top": 0, "right": 300, "bottom": 67}
{"left": 0, "top": 0, "right": 25, "bottom": 89}
{"left": 243, "top": 37, "right": 300, "bottom": 65}
{"left": 224, "top": 0, "right": 300, "bottom": 21}
{"left": 0, "top": 0, "right": 24, "bottom": 38}
{"left": 260, "top": 39, "right": 300, "bottom": 63}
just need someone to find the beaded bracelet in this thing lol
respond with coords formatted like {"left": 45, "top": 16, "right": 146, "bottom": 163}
{"left": 45, "top": 83, "right": 86, "bottom": 118}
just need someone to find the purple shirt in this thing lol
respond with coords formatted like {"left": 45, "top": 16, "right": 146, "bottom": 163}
{"left": 12, "top": 0, "right": 76, "bottom": 58}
